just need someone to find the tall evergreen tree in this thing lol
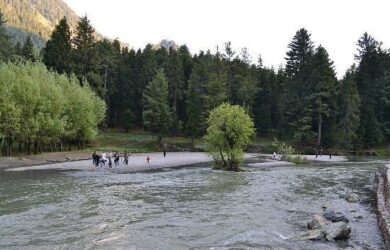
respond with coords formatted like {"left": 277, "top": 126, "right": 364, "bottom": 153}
{"left": 285, "top": 28, "right": 314, "bottom": 77}
{"left": 72, "top": 15, "right": 103, "bottom": 97}
{"left": 354, "top": 33, "right": 385, "bottom": 148}
{"left": 309, "top": 45, "right": 338, "bottom": 147}
{"left": 43, "top": 17, "right": 72, "bottom": 74}
{"left": 283, "top": 28, "right": 315, "bottom": 143}
{"left": 336, "top": 66, "right": 360, "bottom": 148}
{"left": 143, "top": 69, "right": 171, "bottom": 142}
{"left": 21, "top": 36, "right": 37, "bottom": 62}
{"left": 186, "top": 61, "right": 206, "bottom": 143}
{"left": 165, "top": 47, "right": 185, "bottom": 134}
{"left": 0, "top": 9, "right": 12, "bottom": 61}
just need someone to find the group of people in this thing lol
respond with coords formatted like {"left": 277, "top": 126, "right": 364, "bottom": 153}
{"left": 91, "top": 149, "right": 168, "bottom": 168}
{"left": 92, "top": 151, "right": 130, "bottom": 168}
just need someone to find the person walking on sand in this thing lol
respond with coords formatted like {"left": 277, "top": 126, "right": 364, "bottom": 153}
{"left": 92, "top": 151, "right": 98, "bottom": 166}
{"left": 100, "top": 153, "right": 107, "bottom": 168}
{"left": 123, "top": 152, "right": 129, "bottom": 165}
{"left": 108, "top": 155, "right": 112, "bottom": 169}
{"left": 163, "top": 148, "right": 166, "bottom": 158}
{"left": 273, "top": 152, "right": 276, "bottom": 159}
{"left": 114, "top": 153, "right": 120, "bottom": 167}
{"left": 146, "top": 155, "right": 150, "bottom": 164}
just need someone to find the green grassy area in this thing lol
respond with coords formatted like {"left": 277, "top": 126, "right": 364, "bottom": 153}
{"left": 89, "top": 130, "right": 203, "bottom": 153}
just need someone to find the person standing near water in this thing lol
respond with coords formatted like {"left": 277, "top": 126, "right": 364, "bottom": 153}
{"left": 146, "top": 155, "right": 150, "bottom": 164}
{"left": 163, "top": 149, "right": 166, "bottom": 158}
{"left": 100, "top": 153, "right": 107, "bottom": 168}
{"left": 108, "top": 155, "right": 112, "bottom": 169}
{"left": 123, "top": 152, "right": 129, "bottom": 165}
{"left": 92, "top": 151, "right": 97, "bottom": 166}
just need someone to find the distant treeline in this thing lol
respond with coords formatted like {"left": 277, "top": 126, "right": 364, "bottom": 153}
{"left": 1, "top": 9, "right": 389, "bottom": 152}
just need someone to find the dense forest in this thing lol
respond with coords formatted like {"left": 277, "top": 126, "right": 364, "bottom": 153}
{"left": 0, "top": 9, "right": 389, "bottom": 154}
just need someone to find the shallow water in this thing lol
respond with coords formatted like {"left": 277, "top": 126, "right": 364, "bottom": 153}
{"left": 0, "top": 157, "right": 388, "bottom": 249}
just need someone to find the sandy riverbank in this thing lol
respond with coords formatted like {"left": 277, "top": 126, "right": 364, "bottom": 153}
{"left": 5, "top": 152, "right": 262, "bottom": 172}
{"left": 0, "top": 151, "right": 348, "bottom": 172}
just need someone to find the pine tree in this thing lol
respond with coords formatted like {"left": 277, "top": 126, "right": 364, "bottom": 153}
{"left": 336, "top": 66, "right": 360, "bottom": 148}
{"left": 186, "top": 62, "right": 205, "bottom": 143}
{"left": 43, "top": 17, "right": 72, "bottom": 74}
{"left": 309, "top": 45, "right": 338, "bottom": 147}
{"left": 355, "top": 33, "right": 384, "bottom": 148}
{"left": 0, "top": 9, "right": 12, "bottom": 61}
{"left": 165, "top": 47, "right": 185, "bottom": 134}
{"left": 285, "top": 28, "right": 314, "bottom": 77}
{"left": 21, "top": 36, "right": 37, "bottom": 62}
{"left": 72, "top": 15, "right": 103, "bottom": 97}
{"left": 283, "top": 28, "right": 315, "bottom": 143}
{"left": 143, "top": 69, "right": 171, "bottom": 142}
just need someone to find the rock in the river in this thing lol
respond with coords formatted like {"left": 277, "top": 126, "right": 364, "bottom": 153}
{"left": 323, "top": 209, "right": 349, "bottom": 223}
{"left": 323, "top": 221, "right": 351, "bottom": 241}
{"left": 292, "top": 229, "right": 325, "bottom": 241}
{"left": 292, "top": 213, "right": 351, "bottom": 241}
{"left": 346, "top": 193, "right": 359, "bottom": 202}
{"left": 307, "top": 214, "right": 327, "bottom": 230}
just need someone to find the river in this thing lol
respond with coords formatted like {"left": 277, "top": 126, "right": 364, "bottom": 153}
{"left": 0, "top": 157, "right": 388, "bottom": 249}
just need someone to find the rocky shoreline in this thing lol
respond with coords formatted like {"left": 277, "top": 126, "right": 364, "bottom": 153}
{"left": 375, "top": 164, "right": 390, "bottom": 249}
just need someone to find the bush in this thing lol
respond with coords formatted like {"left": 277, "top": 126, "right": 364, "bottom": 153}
{"left": 204, "top": 103, "right": 255, "bottom": 171}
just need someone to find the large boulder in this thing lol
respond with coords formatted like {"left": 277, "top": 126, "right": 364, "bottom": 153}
{"left": 292, "top": 213, "right": 351, "bottom": 241}
{"left": 307, "top": 214, "right": 327, "bottom": 230}
{"left": 323, "top": 221, "right": 351, "bottom": 241}
{"left": 323, "top": 209, "right": 349, "bottom": 223}
{"left": 346, "top": 193, "right": 359, "bottom": 203}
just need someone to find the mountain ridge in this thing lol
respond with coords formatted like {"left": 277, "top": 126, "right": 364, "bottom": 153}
{"left": 0, "top": 0, "right": 103, "bottom": 47}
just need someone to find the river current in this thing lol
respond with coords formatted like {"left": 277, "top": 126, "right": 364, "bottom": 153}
{"left": 0, "top": 157, "right": 388, "bottom": 249}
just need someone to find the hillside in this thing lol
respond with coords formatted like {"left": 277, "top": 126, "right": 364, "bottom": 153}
{"left": 0, "top": 0, "right": 102, "bottom": 47}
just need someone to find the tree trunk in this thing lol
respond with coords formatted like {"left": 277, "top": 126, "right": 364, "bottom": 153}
{"left": 6, "top": 137, "right": 12, "bottom": 157}
{"left": 317, "top": 114, "right": 322, "bottom": 148}
{"left": 34, "top": 141, "right": 38, "bottom": 154}
{"left": 27, "top": 139, "right": 31, "bottom": 155}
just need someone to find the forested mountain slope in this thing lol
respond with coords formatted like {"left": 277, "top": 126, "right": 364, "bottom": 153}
{"left": 0, "top": 0, "right": 79, "bottom": 38}
{"left": 0, "top": 0, "right": 102, "bottom": 48}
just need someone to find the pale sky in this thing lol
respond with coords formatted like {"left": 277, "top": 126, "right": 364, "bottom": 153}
{"left": 63, "top": 0, "right": 390, "bottom": 78}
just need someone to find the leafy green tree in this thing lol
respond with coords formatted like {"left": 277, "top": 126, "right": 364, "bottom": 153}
{"left": 0, "top": 64, "right": 21, "bottom": 155}
{"left": 43, "top": 17, "right": 72, "bottom": 74}
{"left": 204, "top": 103, "right": 255, "bottom": 171}
{"left": 0, "top": 62, "right": 105, "bottom": 155}
{"left": 143, "top": 69, "right": 171, "bottom": 142}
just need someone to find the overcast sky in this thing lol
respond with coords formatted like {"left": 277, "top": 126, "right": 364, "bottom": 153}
{"left": 63, "top": 0, "right": 390, "bottom": 78}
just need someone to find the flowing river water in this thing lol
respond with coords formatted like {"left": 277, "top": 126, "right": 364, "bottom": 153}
{"left": 0, "top": 157, "right": 389, "bottom": 249}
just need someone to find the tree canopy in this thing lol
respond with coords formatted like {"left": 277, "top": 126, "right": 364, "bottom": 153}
{"left": 204, "top": 103, "right": 255, "bottom": 171}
